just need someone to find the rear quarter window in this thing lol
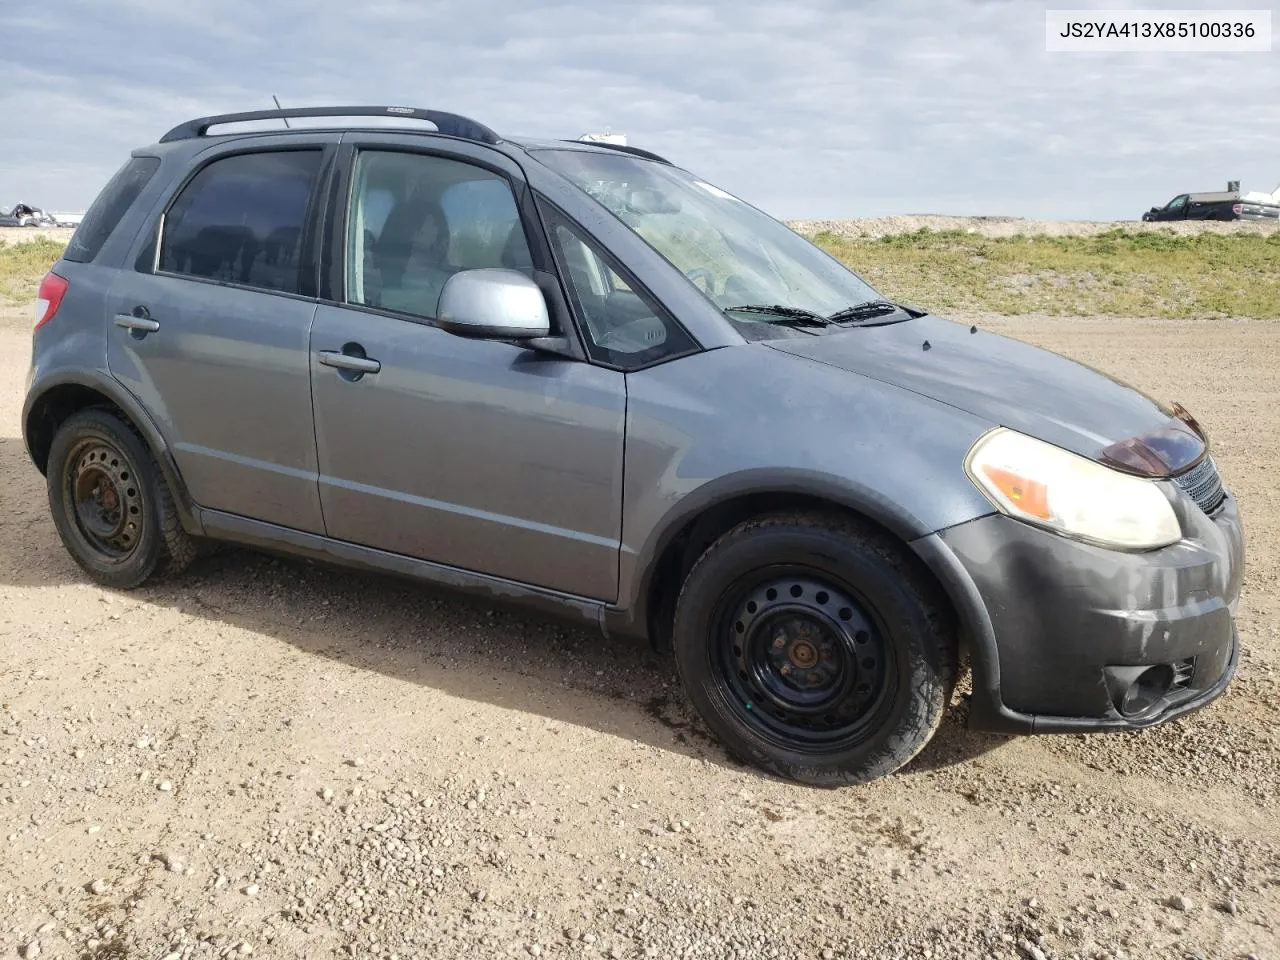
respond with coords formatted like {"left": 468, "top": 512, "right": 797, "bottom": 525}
{"left": 63, "top": 157, "right": 161, "bottom": 263}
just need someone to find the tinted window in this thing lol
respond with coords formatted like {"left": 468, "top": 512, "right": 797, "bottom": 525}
{"left": 160, "top": 150, "right": 322, "bottom": 294}
{"left": 63, "top": 157, "right": 161, "bottom": 263}
{"left": 346, "top": 151, "right": 532, "bottom": 319}
{"left": 550, "top": 218, "right": 694, "bottom": 368}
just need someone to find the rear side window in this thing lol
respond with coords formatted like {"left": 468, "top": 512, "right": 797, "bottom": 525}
{"left": 160, "top": 150, "right": 322, "bottom": 295}
{"left": 63, "top": 157, "right": 160, "bottom": 263}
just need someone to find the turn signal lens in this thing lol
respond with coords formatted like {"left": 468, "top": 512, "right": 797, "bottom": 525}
{"left": 965, "top": 428, "right": 1182, "bottom": 551}
{"left": 978, "top": 465, "right": 1051, "bottom": 520}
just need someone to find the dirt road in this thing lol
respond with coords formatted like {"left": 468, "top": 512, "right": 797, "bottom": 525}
{"left": 2, "top": 307, "right": 1277, "bottom": 960}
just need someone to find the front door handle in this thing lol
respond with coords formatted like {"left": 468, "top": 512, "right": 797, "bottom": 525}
{"left": 114, "top": 314, "right": 160, "bottom": 333}
{"left": 318, "top": 350, "right": 381, "bottom": 375}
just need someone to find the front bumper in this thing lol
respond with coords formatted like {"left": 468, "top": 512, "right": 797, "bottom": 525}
{"left": 916, "top": 491, "right": 1244, "bottom": 734}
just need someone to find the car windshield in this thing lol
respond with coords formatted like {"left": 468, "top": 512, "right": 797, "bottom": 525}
{"left": 535, "top": 149, "right": 883, "bottom": 324}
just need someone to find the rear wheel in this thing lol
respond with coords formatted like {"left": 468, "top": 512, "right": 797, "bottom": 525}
{"left": 672, "top": 512, "right": 957, "bottom": 786}
{"left": 46, "top": 409, "right": 198, "bottom": 589}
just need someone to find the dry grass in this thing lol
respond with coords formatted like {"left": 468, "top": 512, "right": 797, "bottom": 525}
{"left": 0, "top": 238, "right": 66, "bottom": 305}
{"left": 808, "top": 228, "right": 1280, "bottom": 319}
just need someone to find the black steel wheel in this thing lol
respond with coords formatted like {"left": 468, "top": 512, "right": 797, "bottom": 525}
{"left": 65, "top": 439, "right": 145, "bottom": 560}
{"left": 673, "top": 512, "right": 957, "bottom": 786}
{"left": 46, "top": 408, "right": 199, "bottom": 589}
{"left": 715, "top": 571, "right": 894, "bottom": 751}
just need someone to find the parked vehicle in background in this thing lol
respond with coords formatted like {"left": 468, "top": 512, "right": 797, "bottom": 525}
{"left": 22, "top": 106, "right": 1245, "bottom": 786}
{"left": 0, "top": 203, "right": 57, "bottom": 227}
{"left": 1143, "top": 181, "right": 1280, "bottom": 222}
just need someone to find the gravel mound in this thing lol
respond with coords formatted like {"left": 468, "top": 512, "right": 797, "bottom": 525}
{"left": 786, "top": 215, "right": 1280, "bottom": 239}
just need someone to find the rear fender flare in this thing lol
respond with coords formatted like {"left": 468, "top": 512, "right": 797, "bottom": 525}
{"left": 23, "top": 368, "right": 204, "bottom": 536}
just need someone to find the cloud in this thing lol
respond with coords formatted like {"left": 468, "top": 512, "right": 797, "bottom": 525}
{"left": 1, "top": 0, "right": 1276, "bottom": 219}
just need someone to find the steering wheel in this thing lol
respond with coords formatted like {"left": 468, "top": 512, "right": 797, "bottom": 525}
{"left": 684, "top": 267, "right": 718, "bottom": 297}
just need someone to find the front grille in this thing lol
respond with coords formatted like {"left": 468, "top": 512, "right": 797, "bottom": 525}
{"left": 1173, "top": 456, "right": 1226, "bottom": 515}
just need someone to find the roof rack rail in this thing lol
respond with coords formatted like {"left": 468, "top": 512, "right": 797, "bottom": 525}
{"left": 159, "top": 106, "right": 502, "bottom": 145}
{"left": 564, "top": 140, "right": 672, "bottom": 165}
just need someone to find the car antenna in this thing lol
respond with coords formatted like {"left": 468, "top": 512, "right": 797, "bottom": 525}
{"left": 272, "top": 95, "right": 290, "bottom": 128}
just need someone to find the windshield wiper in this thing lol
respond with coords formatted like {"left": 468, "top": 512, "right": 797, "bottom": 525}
{"left": 827, "top": 299, "right": 912, "bottom": 324}
{"left": 723, "top": 304, "right": 833, "bottom": 329}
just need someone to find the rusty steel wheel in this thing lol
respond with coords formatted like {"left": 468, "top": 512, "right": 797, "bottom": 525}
{"left": 65, "top": 439, "right": 145, "bottom": 560}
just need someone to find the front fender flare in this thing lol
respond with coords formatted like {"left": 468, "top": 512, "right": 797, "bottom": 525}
{"left": 607, "top": 467, "right": 968, "bottom": 641}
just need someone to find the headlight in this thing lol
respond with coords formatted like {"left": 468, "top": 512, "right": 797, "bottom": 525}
{"left": 965, "top": 428, "right": 1181, "bottom": 550}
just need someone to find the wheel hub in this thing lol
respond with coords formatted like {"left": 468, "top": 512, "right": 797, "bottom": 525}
{"left": 786, "top": 637, "right": 818, "bottom": 669}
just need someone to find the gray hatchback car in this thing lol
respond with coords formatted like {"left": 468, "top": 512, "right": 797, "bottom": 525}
{"left": 24, "top": 106, "right": 1245, "bottom": 785}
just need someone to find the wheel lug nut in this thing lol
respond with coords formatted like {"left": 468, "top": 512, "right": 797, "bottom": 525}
{"left": 772, "top": 637, "right": 786, "bottom": 649}
{"left": 807, "top": 672, "right": 820, "bottom": 683}
{"left": 781, "top": 664, "right": 792, "bottom": 675}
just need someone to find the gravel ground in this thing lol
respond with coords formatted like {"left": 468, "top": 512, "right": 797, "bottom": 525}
{"left": 1, "top": 305, "right": 1277, "bottom": 960}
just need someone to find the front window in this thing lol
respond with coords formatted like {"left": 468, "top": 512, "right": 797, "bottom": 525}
{"left": 345, "top": 150, "right": 533, "bottom": 320}
{"left": 535, "top": 150, "right": 882, "bottom": 328}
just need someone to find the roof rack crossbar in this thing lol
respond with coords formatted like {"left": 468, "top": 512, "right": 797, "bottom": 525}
{"left": 563, "top": 140, "right": 672, "bottom": 165}
{"left": 159, "top": 106, "right": 502, "bottom": 145}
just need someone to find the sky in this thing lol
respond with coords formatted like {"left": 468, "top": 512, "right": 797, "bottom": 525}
{"left": 1, "top": 0, "right": 1277, "bottom": 221}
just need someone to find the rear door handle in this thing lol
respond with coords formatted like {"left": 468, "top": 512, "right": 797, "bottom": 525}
{"left": 114, "top": 314, "right": 160, "bottom": 333}
{"left": 317, "top": 350, "right": 381, "bottom": 374}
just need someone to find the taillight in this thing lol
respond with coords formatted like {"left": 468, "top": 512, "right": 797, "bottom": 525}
{"left": 1232, "top": 203, "right": 1243, "bottom": 215}
{"left": 34, "top": 271, "right": 69, "bottom": 331}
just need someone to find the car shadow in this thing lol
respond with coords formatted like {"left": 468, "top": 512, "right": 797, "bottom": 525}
{"left": 902, "top": 697, "right": 1017, "bottom": 776}
{"left": 0, "top": 435, "right": 1008, "bottom": 781}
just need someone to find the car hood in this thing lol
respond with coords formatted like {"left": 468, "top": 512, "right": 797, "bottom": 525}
{"left": 764, "top": 315, "right": 1204, "bottom": 472}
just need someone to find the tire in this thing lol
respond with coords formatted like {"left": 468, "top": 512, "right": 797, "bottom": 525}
{"left": 46, "top": 408, "right": 199, "bottom": 589}
{"left": 672, "top": 511, "right": 957, "bottom": 786}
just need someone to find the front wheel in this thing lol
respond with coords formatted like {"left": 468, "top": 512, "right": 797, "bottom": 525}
{"left": 672, "top": 512, "right": 957, "bottom": 786}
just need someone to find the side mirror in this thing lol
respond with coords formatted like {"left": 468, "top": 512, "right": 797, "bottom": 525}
{"left": 436, "top": 268, "right": 551, "bottom": 340}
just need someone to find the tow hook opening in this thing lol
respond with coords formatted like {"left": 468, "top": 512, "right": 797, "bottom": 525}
{"left": 1105, "top": 664, "right": 1176, "bottom": 719}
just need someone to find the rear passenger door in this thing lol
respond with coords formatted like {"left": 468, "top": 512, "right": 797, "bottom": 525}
{"left": 107, "top": 136, "right": 335, "bottom": 534}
